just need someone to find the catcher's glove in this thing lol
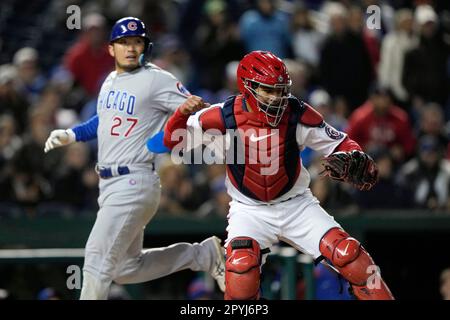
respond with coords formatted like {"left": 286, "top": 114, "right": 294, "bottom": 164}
{"left": 321, "top": 150, "right": 378, "bottom": 191}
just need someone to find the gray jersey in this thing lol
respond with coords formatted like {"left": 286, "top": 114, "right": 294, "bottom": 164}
{"left": 96, "top": 63, "right": 189, "bottom": 165}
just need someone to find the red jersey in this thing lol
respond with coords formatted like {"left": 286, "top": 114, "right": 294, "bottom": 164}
{"left": 346, "top": 101, "right": 416, "bottom": 157}
{"left": 64, "top": 37, "right": 114, "bottom": 96}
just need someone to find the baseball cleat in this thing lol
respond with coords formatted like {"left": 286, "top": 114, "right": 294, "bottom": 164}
{"left": 209, "top": 236, "right": 226, "bottom": 292}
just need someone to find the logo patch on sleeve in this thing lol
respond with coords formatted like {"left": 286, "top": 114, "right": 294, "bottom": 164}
{"left": 325, "top": 123, "right": 344, "bottom": 140}
{"left": 176, "top": 82, "right": 191, "bottom": 96}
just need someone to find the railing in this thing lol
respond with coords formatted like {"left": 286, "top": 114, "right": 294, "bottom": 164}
{"left": 0, "top": 210, "right": 449, "bottom": 299}
{"left": 1, "top": 210, "right": 449, "bottom": 248}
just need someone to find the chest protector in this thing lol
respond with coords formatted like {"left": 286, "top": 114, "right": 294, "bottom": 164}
{"left": 221, "top": 95, "right": 301, "bottom": 202}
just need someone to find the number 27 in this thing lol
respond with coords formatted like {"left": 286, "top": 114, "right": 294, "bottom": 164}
{"left": 111, "top": 117, "right": 138, "bottom": 137}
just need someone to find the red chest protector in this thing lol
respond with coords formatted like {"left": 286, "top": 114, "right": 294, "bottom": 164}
{"left": 221, "top": 95, "right": 301, "bottom": 202}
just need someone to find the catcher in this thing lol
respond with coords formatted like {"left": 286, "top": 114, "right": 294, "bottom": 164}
{"left": 161, "top": 51, "right": 394, "bottom": 300}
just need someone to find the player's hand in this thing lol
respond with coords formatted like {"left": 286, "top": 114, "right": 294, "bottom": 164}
{"left": 179, "top": 95, "right": 210, "bottom": 115}
{"left": 44, "top": 129, "right": 76, "bottom": 153}
{"left": 320, "top": 150, "right": 378, "bottom": 191}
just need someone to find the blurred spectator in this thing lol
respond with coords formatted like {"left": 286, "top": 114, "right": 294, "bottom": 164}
{"left": 397, "top": 135, "right": 450, "bottom": 211}
{"left": 440, "top": 267, "right": 450, "bottom": 300}
{"left": 319, "top": 3, "right": 373, "bottom": 110}
{"left": 11, "top": 109, "right": 60, "bottom": 212}
{"left": 334, "top": 96, "right": 351, "bottom": 123}
{"left": 353, "top": 148, "right": 409, "bottom": 209}
{"left": 0, "top": 114, "right": 22, "bottom": 163}
{"left": 308, "top": 155, "right": 358, "bottom": 216}
{"left": 18, "top": 106, "right": 55, "bottom": 167}
{"left": 348, "top": 6, "right": 380, "bottom": 76}
{"left": 378, "top": 9, "right": 417, "bottom": 105}
{"left": 153, "top": 34, "right": 190, "bottom": 84}
{"left": 309, "top": 89, "right": 347, "bottom": 131}
{"left": 140, "top": 0, "right": 180, "bottom": 39}
{"left": 158, "top": 157, "right": 206, "bottom": 215}
{"left": 197, "top": 174, "right": 230, "bottom": 218}
{"left": 49, "top": 143, "right": 98, "bottom": 213}
{"left": 417, "top": 103, "right": 449, "bottom": 159}
{"left": 346, "top": 85, "right": 416, "bottom": 164}
{"left": 192, "top": 0, "right": 243, "bottom": 93}
{"left": 158, "top": 159, "right": 187, "bottom": 215}
{"left": 32, "top": 85, "right": 64, "bottom": 127}
{"left": 403, "top": 5, "right": 449, "bottom": 106}
{"left": 91, "top": 0, "right": 142, "bottom": 22}
{"left": 13, "top": 47, "right": 47, "bottom": 104}
{"left": 63, "top": 13, "right": 114, "bottom": 98}
{"left": 220, "top": 60, "right": 240, "bottom": 99}
{"left": 197, "top": 60, "right": 239, "bottom": 104}
{"left": 239, "top": 0, "right": 292, "bottom": 58}
{"left": 284, "top": 59, "right": 310, "bottom": 99}
{"left": 0, "top": 115, "right": 22, "bottom": 206}
{"left": 48, "top": 64, "right": 89, "bottom": 113}
{"left": 302, "top": 89, "right": 348, "bottom": 168}
{"left": 291, "top": 5, "right": 324, "bottom": 68}
{"left": 0, "top": 64, "right": 30, "bottom": 134}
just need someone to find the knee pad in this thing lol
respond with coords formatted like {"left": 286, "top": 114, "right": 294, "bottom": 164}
{"left": 225, "top": 237, "right": 261, "bottom": 300}
{"left": 319, "top": 228, "right": 394, "bottom": 300}
{"left": 319, "top": 228, "right": 374, "bottom": 285}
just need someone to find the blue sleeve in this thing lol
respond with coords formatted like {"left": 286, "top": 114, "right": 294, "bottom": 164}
{"left": 72, "top": 115, "right": 99, "bottom": 142}
{"left": 146, "top": 131, "right": 170, "bottom": 154}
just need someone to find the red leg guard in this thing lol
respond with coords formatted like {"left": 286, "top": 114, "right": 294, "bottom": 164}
{"left": 224, "top": 237, "right": 261, "bottom": 300}
{"left": 319, "top": 228, "right": 394, "bottom": 300}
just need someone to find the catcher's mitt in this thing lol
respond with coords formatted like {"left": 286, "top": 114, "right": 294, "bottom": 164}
{"left": 321, "top": 150, "right": 378, "bottom": 191}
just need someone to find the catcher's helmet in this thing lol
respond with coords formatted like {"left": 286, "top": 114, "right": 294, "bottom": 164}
{"left": 237, "top": 51, "right": 291, "bottom": 127}
{"left": 109, "top": 17, "right": 153, "bottom": 65}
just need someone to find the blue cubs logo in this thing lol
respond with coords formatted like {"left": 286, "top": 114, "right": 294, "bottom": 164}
{"left": 325, "top": 123, "right": 344, "bottom": 140}
{"left": 176, "top": 82, "right": 191, "bottom": 96}
{"left": 127, "top": 21, "right": 138, "bottom": 31}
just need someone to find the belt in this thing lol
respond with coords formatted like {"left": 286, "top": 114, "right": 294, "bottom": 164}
{"left": 95, "top": 163, "right": 155, "bottom": 179}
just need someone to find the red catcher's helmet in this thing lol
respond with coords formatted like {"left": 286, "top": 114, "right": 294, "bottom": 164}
{"left": 237, "top": 51, "right": 291, "bottom": 127}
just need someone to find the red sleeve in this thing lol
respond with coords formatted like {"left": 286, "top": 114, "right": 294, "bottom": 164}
{"left": 333, "top": 136, "right": 363, "bottom": 153}
{"left": 198, "top": 107, "right": 226, "bottom": 133}
{"left": 163, "top": 106, "right": 226, "bottom": 150}
{"left": 298, "top": 103, "right": 324, "bottom": 127}
{"left": 163, "top": 108, "right": 190, "bottom": 150}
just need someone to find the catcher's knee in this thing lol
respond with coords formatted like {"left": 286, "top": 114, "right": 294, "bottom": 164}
{"left": 319, "top": 227, "right": 375, "bottom": 286}
{"left": 225, "top": 237, "right": 261, "bottom": 300}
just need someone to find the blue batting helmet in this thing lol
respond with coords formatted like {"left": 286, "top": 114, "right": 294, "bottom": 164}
{"left": 110, "top": 17, "right": 153, "bottom": 65}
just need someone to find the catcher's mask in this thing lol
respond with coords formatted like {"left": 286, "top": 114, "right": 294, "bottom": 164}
{"left": 237, "top": 51, "right": 291, "bottom": 127}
